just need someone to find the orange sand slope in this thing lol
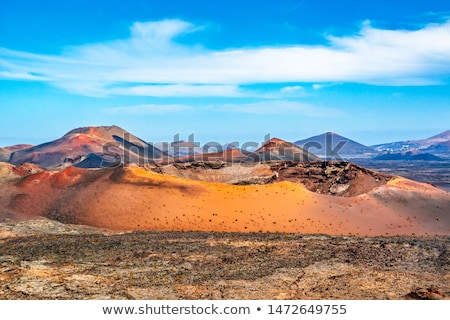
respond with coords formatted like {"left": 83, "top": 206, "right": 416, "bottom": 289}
{"left": 1, "top": 163, "right": 449, "bottom": 236}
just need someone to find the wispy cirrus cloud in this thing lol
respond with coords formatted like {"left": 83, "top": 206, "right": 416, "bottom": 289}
{"left": 109, "top": 84, "right": 245, "bottom": 97}
{"left": 1, "top": 18, "right": 450, "bottom": 98}
{"left": 280, "top": 85, "right": 305, "bottom": 95}
{"left": 103, "top": 100, "right": 339, "bottom": 117}
{"left": 103, "top": 103, "right": 189, "bottom": 114}
{"left": 219, "top": 100, "right": 343, "bottom": 116}
{"left": 312, "top": 83, "right": 341, "bottom": 90}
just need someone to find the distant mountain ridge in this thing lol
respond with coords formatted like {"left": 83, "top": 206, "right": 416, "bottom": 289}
{"left": 2, "top": 127, "right": 450, "bottom": 168}
{"left": 426, "top": 130, "right": 450, "bottom": 142}
{"left": 373, "top": 151, "right": 443, "bottom": 161}
{"left": 372, "top": 130, "right": 450, "bottom": 157}
{"left": 294, "top": 132, "right": 378, "bottom": 159}
{"left": 178, "top": 137, "right": 320, "bottom": 163}
{"left": 154, "top": 140, "right": 203, "bottom": 158}
{"left": 2, "top": 126, "right": 320, "bottom": 169}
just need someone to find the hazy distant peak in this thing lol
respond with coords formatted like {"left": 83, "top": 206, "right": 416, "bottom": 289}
{"left": 426, "top": 130, "right": 450, "bottom": 141}
{"left": 294, "top": 132, "right": 377, "bottom": 158}
{"left": 372, "top": 129, "right": 450, "bottom": 155}
{"left": 4, "top": 144, "right": 34, "bottom": 152}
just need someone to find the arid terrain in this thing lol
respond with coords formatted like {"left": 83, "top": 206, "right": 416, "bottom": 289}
{"left": 1, "top": 126, "right": 449, "bottom": 300}
{"left": 0, "top": 218, "right": 448, "bottom": 300}
{"left": 1, "top": 161, "right": 449, "bottom": 235}
{"left": 353, "top": 159, "right": 450, "bottom": 192}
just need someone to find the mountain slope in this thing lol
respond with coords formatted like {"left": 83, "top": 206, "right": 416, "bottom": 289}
{"left": 372, "top": 130, "right": 450, "bottom": 157}
{"left": 1, "top": 144, "right": 34, "bottom": 162}
{"left": 0, "top": 148, "right": 11, "bottom": 162}
{"left": 1, "top": 164, "right": 449, "bottom": 236}
{"left": 374, "top": 151, "right": 443, "bottom": 161}
{"left": 178, "top": 138, "right": 320, "bottom": 163}
{"left": 4, "top": 144, "right": 34, "bottom": 152}
{"left": 295, "top": 132, "right": 378, "bottom": 159}
{"left": 255, "top": 138, "right": 321, "bottom": 162}
{"left": 425, "top": 130, "right": 450, "bottom": 142}
{"left": 424, "top": 140, "right": 450, "bottom": 154}
{"left": 154, "top": 140, "right": 203, "bottom": 158}
{"left": 8, "top": 125, "right": 172, "bottom": 169}
{"left": 178, "top": 149, "right": 251, "bottom": 163}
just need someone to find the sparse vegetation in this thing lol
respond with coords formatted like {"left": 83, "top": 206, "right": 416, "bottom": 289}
{"left": 0, "top": 219, "right": 448, "bottom": 300}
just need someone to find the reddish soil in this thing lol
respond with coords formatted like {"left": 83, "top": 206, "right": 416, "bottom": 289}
{"left": 1, "top": 162, "right": 449, "bottom": 236}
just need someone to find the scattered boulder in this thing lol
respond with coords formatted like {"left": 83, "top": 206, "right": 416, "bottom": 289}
{"left": 406, "top": 287, "right": 447, "bottom": 300}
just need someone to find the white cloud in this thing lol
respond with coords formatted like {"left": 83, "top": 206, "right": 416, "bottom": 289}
{"left": 130, "top": 20, "right": 195, "bottom": 40}
{"left": 0, "top": 71, "right": 47, "bottom": 81}
{"left": 103, "top": 104, "right": 189, "bottom": 115}
{"left": 1, "top": 18, "right": 450, "bottom": 97}
{"left": 312, "top": 84, "right": 323, "bottom": 90}
{"left": 312, "top": 83, "right": 339, "bottom": 90}
{"left": 103, "top": 100, "right": 341, "bottom": 117}
{"left": 109, "top": 84, "right": 244, "bottom": 97}
{"left": 219, "top": 100, "right": 342, "bottom": 116}
{"left": 280, "top": 85, "right": 305, "bottom": 94}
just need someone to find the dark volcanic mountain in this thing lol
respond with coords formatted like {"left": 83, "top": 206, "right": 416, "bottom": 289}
{"left": 154, "top": 140, "right": 203, "bottom": 158}
{"left": 8, "top": 125, "right": 172, "bottom": 169}
{"left": 372, "top": 130, "right": 450, "bottom": 157}
{"left": 424, "top": 140, "right": 450, "bottom": 155}
{"left": 295, "top": 132, "right": 378, "bottom": 159}
{"left": 373, "top": 151, "right": 443, "bottom": 161}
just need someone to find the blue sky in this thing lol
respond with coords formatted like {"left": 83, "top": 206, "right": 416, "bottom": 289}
{"left": 1, "top": 0, "right": 450, "bottom": 147}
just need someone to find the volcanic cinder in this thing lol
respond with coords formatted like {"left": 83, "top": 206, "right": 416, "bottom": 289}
{"left": 1, "top": 126, "right": 449, "bottom": 236}
{"left": 1, "top": 126, "right": 450, "bottom": 301}
{"left": 1, "top": 160, "right": 449, "bottom": 236}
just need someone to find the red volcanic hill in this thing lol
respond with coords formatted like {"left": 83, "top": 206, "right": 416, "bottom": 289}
{"left": 177, "top": 138, "right": 320, "bottom": 163}
{"left": 256, "top": 138, "right": 321, "bottom": 162}
{"left": 8, "top": 126, "right": 172, "bottom": 169}
{"left": 1, "top": 163, "right": 449, "bottom": 236}
{"left": 1, "top": 126, "right": 449, "bottom": 237}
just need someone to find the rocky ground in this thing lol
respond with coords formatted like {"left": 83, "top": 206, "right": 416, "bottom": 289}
{"left": 353, "top": 159, "right": 450, "bottom": 192}
{"left": 0, "top": 218, "right": 448, "bottom": 300}
{"left": 150, "top": 160, "right": 392, "bottom": 197}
